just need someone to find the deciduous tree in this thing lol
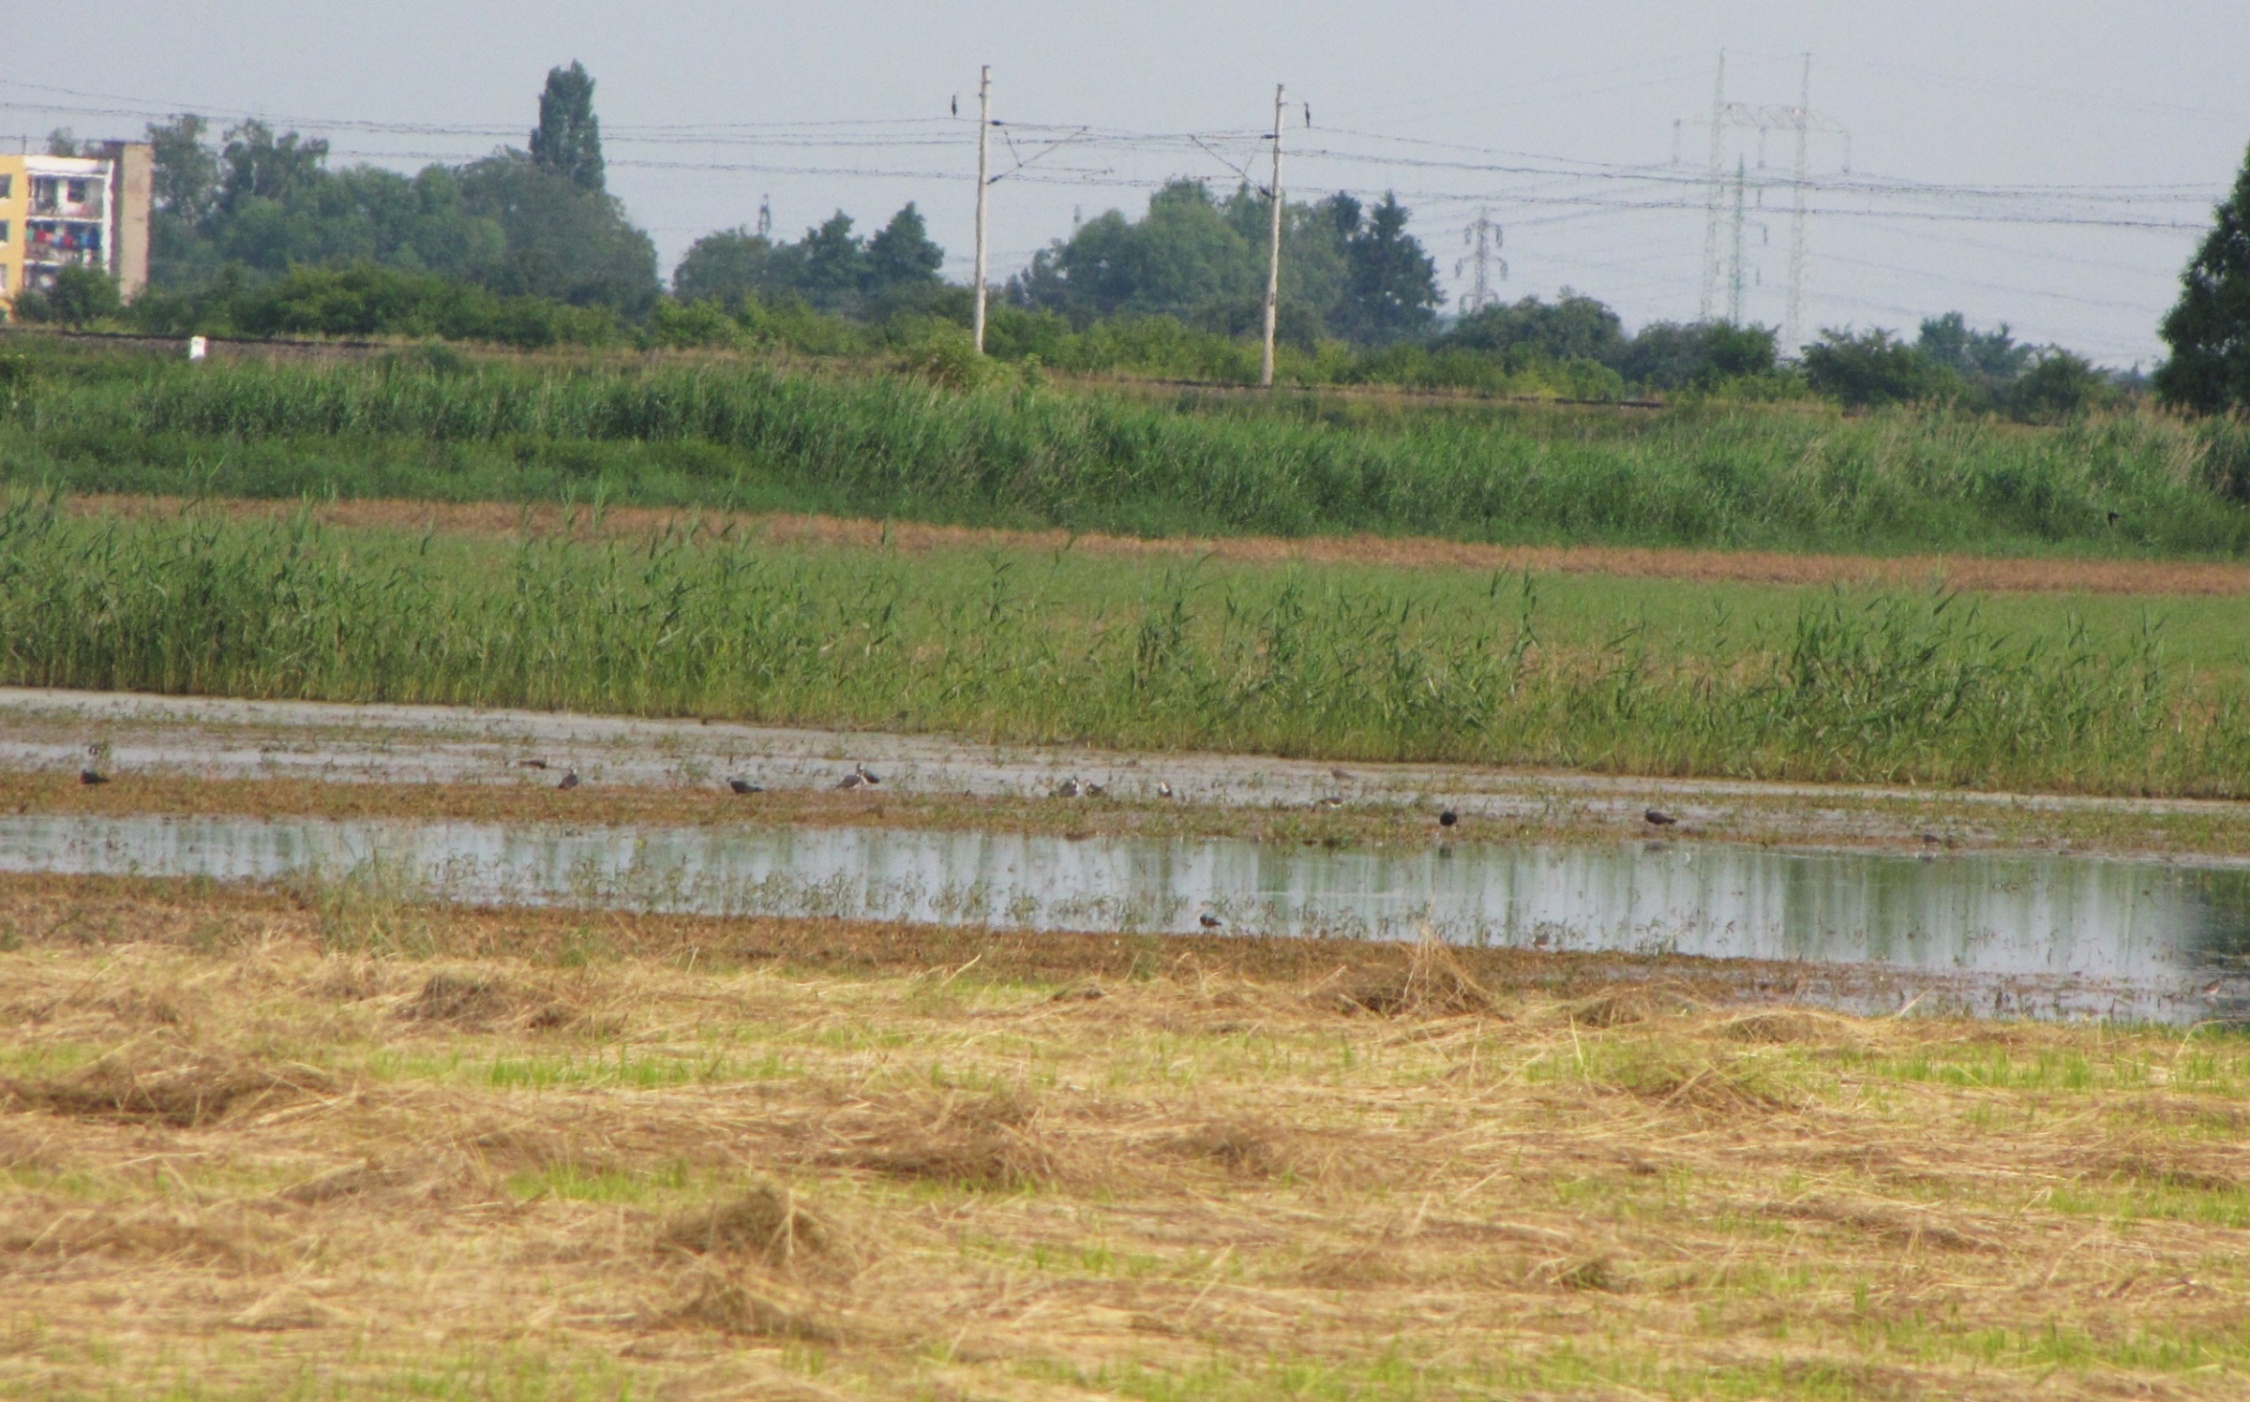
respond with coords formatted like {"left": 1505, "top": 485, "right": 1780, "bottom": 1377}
{"left": 2158, "top": 140, "right": 2250, "bottom": 413}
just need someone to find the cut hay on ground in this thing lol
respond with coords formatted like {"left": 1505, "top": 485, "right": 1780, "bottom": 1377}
{"left": 1, "top": 874, "right": 2247, "bottom": 1399}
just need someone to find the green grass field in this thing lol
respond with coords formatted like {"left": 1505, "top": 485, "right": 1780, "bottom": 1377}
{"left": 6, "top": 344, "right": 2250, "bottom": 556}
{"left": 6, "top": 498, "right": 2248, "bottom": 796}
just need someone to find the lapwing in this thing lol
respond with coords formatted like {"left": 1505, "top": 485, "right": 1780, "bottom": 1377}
{"left": 557, "top": 770, "right": 581, "bottom": 791}
{"left": 728, "top": 778, "right": 763, "bottom": 795}
{"left": 1644, "top": 808, "right": 1676, "bottom": 827}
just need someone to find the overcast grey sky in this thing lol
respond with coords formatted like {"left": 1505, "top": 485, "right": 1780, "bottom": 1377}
{"left": 7, "top": 2, "right": 2245, "bottom": 364}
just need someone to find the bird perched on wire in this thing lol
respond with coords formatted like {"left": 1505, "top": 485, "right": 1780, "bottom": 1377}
{"left": 728, "top": 778, "right": 763, "bottom": 795}
{"left": 558, "top": 770, "right": 581, "bottom": 791}
{"left": 1644, "top": 808, "right": 1676, "bottom": 827}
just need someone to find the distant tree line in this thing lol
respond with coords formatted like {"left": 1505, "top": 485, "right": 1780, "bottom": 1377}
{"left": 1800, "top": 315, "right": 2119, "bottom": 423}
{"left": 27, "top": 54, "right": 2250, "bottom": 422}
{"left": 130, "top": 61, "right": 657, "bottom": 316}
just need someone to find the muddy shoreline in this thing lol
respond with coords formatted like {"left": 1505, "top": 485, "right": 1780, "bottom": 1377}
{"left": 7, "top": 688, "right": 2250, "bottom": 860}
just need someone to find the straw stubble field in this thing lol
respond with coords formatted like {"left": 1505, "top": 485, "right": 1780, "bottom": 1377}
{"left": 3, "top": 877, "right": 2248, "bottom": 1400}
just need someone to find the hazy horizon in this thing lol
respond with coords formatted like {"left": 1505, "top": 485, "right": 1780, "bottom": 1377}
{"left": 5, "top": 1, "right": 2243, "bottom": 365}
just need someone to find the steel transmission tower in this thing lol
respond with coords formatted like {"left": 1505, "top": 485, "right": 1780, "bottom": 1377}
{"left": 1695, "top": 52, "right": 1848, "bottom": 349}
{"left": 1456, "top": 210, "right": 1506, "bottom": 314}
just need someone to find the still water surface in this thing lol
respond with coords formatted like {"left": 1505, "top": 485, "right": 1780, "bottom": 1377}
{"left": 6, "top": 815, "right": 2245, "bottom": 1023}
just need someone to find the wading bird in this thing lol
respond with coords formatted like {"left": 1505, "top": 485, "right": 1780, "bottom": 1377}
{"left": 728, "top": 778, "right": 763, "bottom": 794}
{"left": 558, "top": 770, "right": 581, "bottom": 791}
{"left": 1644, "top": 809, "right": 1676, "bottom": 827}
{"left": 1199, "top": 912, "right": 1223, "bottom": 929}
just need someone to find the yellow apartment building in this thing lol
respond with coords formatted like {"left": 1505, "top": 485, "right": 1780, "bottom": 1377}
{"left": 0, "top": 143, "right": 152, "bottom": 312}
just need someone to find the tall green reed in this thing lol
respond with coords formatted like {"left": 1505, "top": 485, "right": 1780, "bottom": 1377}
{"left": 4, "top": 354, "right": 2248, "bottom": 554}
{"left": 1, "top": 500, "right": 2242, "bottom": 795}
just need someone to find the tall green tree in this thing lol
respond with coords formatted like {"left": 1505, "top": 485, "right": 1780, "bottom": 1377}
{"left": 671, "top": 202, "right": 947, "bottom": 317}
{"left": 2158, "top": 140, "right": 2250, "bottom": 413}
{"left": 1011, "top": 180, "right": 1381, "bottom": 343}
{"left": 457, "top": 155, "right": 657, "bottom": 313}
{"left": 217, "top": 120, "right": 331, "bottom": 214}
{"left": 1918, "top": 311, "right": 2031, "bottom": 381}
{"left": 1333, "top": 193, "right": 1441, "bottom": 345}
{"left": 865, "top": 203, "right": 945, "bottom": 294}
{"left": 147, "top": 115, "right": 220, "bottom": 227}
{"left": 1445, "top": 292, "right": 1628, "bottom": 365}
{"left": 530, "top": 61, "right": 605, "bottom": 193}
{"left": 672, "top": 229, "right": 779, "bottom": 307}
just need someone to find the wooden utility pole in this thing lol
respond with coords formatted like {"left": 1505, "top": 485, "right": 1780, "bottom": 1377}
{"left": 1259, "top": 83, "right": 1285, "bottom": 388}
{"left": 972, "top": 65, "right": 992, "bottom": 355}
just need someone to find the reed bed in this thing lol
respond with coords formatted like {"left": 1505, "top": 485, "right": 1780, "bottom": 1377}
{"left": 6, "top": 349, "right": 2250, "bottom": 554}
{"left": 3, "top": 499, "right": 2248, "bottom": 796}
{"left": 3, "top": 875, "right": 2249, "bottom": 1400}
